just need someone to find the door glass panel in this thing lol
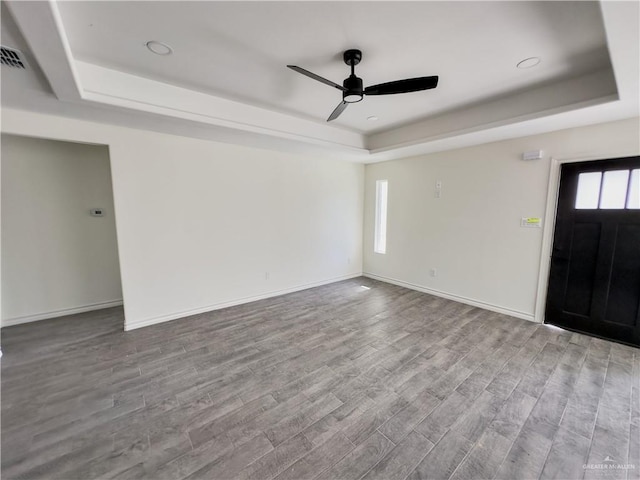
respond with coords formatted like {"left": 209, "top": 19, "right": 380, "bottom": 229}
{"left": 575, "top": 172, "right": 601, "bottom": 209}
{"left": 600, "top": 170, "right": 629, "bottom": 209}
{"left": 627, "top": 169, "right": 640, "bottom": 209}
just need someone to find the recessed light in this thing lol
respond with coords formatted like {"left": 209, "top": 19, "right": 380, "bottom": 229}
{"left": 517, "top": 57, "right": 541, "bottom": 69}
{"left": 146, "top": 41, "right": 172, "bottom": 56}
{"left": 367, "top": 115, "right": 379, "bottom": 121}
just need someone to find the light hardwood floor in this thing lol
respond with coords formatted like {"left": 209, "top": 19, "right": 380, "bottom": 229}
{"left": 1, "top": 278, "right": 638, "bottom": 480}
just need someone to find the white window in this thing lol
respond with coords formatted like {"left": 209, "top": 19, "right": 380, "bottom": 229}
{"left": 627, "top": 169, "right": 640, "bottom": 209}
{"left": 600, "top": 170, "right": 629, "bottom": 209}
{"left": 575, "top": 172, "right": 602, "bottom": 209}
{"left": 374, "top": 180, "right": 388, "bottom": 254}
{"left": 575, "top": 169, "right": 640, "bottom": 210}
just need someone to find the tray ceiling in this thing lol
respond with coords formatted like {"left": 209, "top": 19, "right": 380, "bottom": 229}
{"left": 1, "top": 1, "right": 638, "bottom": 162}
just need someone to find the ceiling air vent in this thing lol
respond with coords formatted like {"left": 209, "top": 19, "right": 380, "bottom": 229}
{"left": 1, "top": 46, "right": 26, "bottom": 69}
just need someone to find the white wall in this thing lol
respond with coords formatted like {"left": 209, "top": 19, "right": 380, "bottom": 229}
{"left": 1, "top": 109, "right": 364, "bottom": 330}
{"left": 364, "top": 117, "right": 640, "bottom": 321}
{"left": 1, "top": 134, "right": 122, "bottom": 325}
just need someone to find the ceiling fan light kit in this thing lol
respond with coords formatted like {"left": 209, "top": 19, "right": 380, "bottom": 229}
{"left": 288, "top": 49, "right": 439, "bottom": 122}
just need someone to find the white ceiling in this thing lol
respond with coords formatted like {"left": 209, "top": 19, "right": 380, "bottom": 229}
{"left": 58, "top": 1, "right": 611, "bottom": 133}
{"left": 1, "top": 1, "right": 638, "bottom": 162}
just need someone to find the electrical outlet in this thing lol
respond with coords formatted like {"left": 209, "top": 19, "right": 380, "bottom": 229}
{"left": 430, "top": 268, "right": 437, "bottom": 277}
{"left": 265, "top": 272, "right": 270, "bottom": 280}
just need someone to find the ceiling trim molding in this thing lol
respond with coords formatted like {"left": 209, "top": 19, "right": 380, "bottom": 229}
{"left": 599, "top": 0, "right": 640, "bottom": 106}
{"left": 364, "top": 97, "right": 635, "bottom": 163}
{"left": 4, "top": 0, "right": 638, "bottom": 162}
{"left": 369, "top": 94, "right": 619, "bottom": 155}
{"left": 368, "top": 69, "right": 618, "bottom": 153}
{"left": 76, "top": 61, "right": 367, "bottom": 153}
{"left": 5, "top": 0, "right": 82, "bottom": 101}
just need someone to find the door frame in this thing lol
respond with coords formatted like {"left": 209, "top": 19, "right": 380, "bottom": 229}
{"left": 534, "top": 151, "right": 640, "bottom": 324}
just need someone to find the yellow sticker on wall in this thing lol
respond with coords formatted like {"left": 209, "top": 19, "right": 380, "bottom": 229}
{"left": 521, "top": 217, "right": 542, "bottom": 228}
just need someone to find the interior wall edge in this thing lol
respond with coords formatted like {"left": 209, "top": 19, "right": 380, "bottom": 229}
{"left": 124, "top": 272, "right": 363, "bottom": 331}
{"left": 363, "top": 272, "right": 537, "bottom": 323}
{"left": 1, "top": 299, "right": 124, "bottom": 328}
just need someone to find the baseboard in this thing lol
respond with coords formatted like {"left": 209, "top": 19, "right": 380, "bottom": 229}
{"left": 1, "top": 300, "right": 124, "bottom": 327}
{"left": 125, "top": 272, "right": 363, "bottom": 331}
{"left": 363, "top": 272, "right": 537, "bottom": 323}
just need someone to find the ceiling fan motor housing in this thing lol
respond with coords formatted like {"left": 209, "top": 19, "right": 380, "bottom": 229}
{"left": 343, "top": 75, "right": 363, "bottom": 102}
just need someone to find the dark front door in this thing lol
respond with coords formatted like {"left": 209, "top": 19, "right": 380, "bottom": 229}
{"left": 546, "top": 156, "right": 640, "bottom": 346}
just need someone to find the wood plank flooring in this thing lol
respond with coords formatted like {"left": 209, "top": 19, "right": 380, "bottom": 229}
{"left": 1, "top": 278, "right": 638, "bottom": 480}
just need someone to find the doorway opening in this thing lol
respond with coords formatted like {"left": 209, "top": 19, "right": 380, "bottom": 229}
{"left": 1, "top": 134, "right": 124, "bottom": 329}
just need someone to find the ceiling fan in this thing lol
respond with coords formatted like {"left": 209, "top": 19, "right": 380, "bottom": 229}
{"left": 287, "top": 49, "right": 439, "bottom": 122}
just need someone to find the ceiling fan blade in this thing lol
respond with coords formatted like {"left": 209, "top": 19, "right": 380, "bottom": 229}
{"left": 327, "top": 101, "right": 348, "bottom": 122}
{"left": 364, "top": 76, "right": 439, "bottom": 96}
{"left": 287, "top": 65, "right": 346, "bottom": 91}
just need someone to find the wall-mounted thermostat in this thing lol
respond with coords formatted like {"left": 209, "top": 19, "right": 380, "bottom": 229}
{"left": 90, "top": 208, "right": 105, "bottom": 217}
